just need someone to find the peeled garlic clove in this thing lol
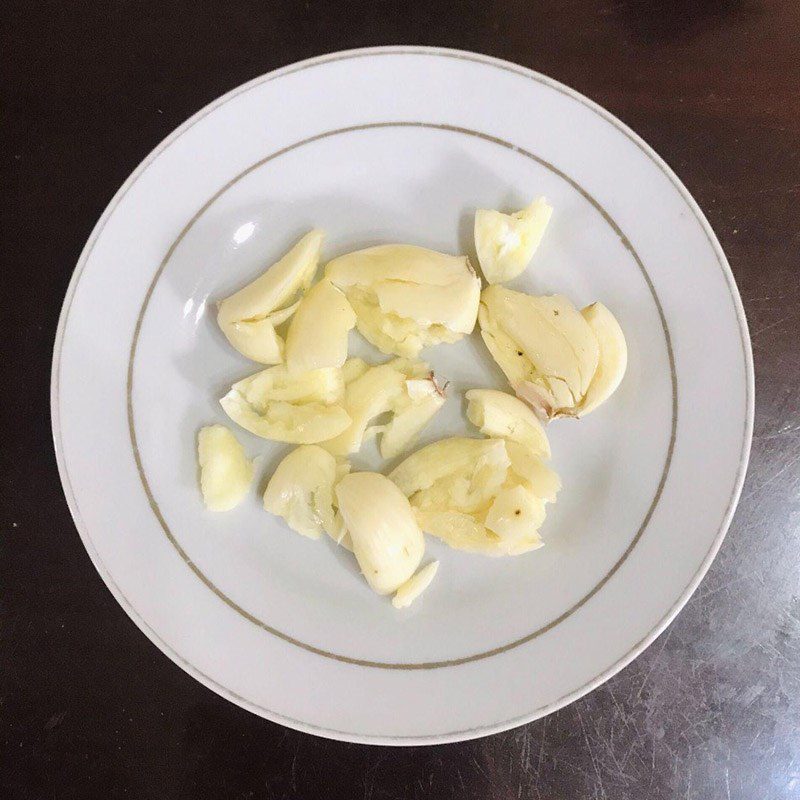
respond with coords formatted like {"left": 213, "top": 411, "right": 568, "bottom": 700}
{"left": 263, "top": 445, "right": 343, "bottom": 539}
{"left": 341, "top": 356, "right": 370, "bottom": 384}
{"left": 285, "top": 279, "right": 356, "bottom": 373}
{"left": 348, "top": 290, "right": 464, "bottom": 358}
{"left": 219, "top": 230, "right": 323, "bottom": 326}
{"left": 342, "top": 287, "right": 424, "bottom": 358}
{"left": 392, "top": 561, "right": 439, "bottom": 609}
{"left": 443, "top": 440, "right": 510, "bottom": 511}
{"left": 465, "top": 388, "right": 550, "bottom": 459}
{"left": 389, "top": 437, "right": 507, "bottom": 496}
{"left": 222, "top": 300, "right": 302, "bottom": 364}
{"left": 415, "top": 510, "right": 492, "bottom": 551}
{"left": 577, "top": 302, "right": 628, "bottom": 417}
{"left": 197, "top": 424, "right": 254, "bottom": 511}
{"left": 325, "top": 505, "right": 353, "bottom": 550}
{"left": 221, "top": 365, "right": 349, "bottom": 444}
{"left": 395, "top": 438, "right": 509, "bottom": 513}
{"left": 335, "top": 472, "right": 424, "bottom": 595}
{"left": 326, "top": 244, "right": 471, "bottom": 287}
{"left": 266, "top": 299, "right": 302, "bottom": 327}
{"left": 224, "top": 316, "right": 283, "bottom": 365}
{"left": 394, "top": 436, "right": 554, "bottom": 558}
{"left": 217, "top": 230, "right": 324, "bottom": 363}
{"left": 322, "top": 359, "right": 445, "bottom": 458}
{"left": 474, "top": 197, "right": 553, "bottom": 284}
{"left": 221, "top": 393, "right": 350, "bottom": 444}
{"left": 326, "top": 244, "right": 480, "bottom": 357}
{"left": 380, "top": 375, "right": 446, "bottom": 460}
{"left": 414, "top": 510, "right": 534, "bottom": 557}
{"left": 321, "top": 363, "right": 406, "bottom": 456}
{"left": 373, "top": 272, "right": 480, "bottom": 334}
{"left": 505, "top": 441, "right": 561, "bottom": 503}
{"left": 380, "top": 393, "right": 443, "bottom": 460}
{"left": 483, "top": 286, "right": 598, "bottom": 397}
{"left": 479, "top": 285, "right": 600, "bottom": 418}
{"left": 485, "top": 484, "right": 546, "bottom": 543}
{"left": 240, "top": 365, "right": 344, "bottom": 406}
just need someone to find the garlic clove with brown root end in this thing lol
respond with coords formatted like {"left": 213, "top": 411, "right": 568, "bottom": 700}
{"left": 479, "top": 285, "right": 626, "bottom": 419}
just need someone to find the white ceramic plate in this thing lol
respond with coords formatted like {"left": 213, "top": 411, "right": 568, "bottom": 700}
{"left": 52, "top": 47, "right": 753, "bottom": 745}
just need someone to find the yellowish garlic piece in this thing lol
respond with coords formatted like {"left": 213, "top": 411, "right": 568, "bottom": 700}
{"left": 414, "top": 510, "right": 543, "bottom": 557}
{"left": 197, "top": 424, "right": 254, "bottom": 511}
{"left": 392, "top": 561, "right": 439, "bottom": 609}
{"left": 221, "top": 302, "right": 301, "bottom": 364}
{"left": 221, "top": 396, "right": 350, "bottom": 444}
{"left": 239, "top": 364, "right": 344, "bottom": 405}
{"left": 380, "top": 375, "right": 446, "bottom": 460}
{"left": 321, "top": 363, "right": 405, "bottom": 455}
{"left": 326, "top": 243, "right": 470, "bottom": 286}
{"left": 465, "top": 388, "right": 550, "bottom": 459}
{"left": 220, "top": 365, "right": 350, "bottom": 444}
{"left": 265, "top": 301, "right": 302, "bottom": 327}
{"left": 343, "top": 287, "right": 462, "bottom": 358}
{"left": 373, "top": 273, "right": 480, "bottom": 336}
{"left": 474, "top": 197, "right": 553, "bottom": 284}
{"left": 323, "top": 359, "right": 445, "bottom": 458}
{"left": 340, "top": 356, "right": 370, "bottom": 384}
{"left": 391, "top": 436, "right": 556, "bottom": 557}
{"left": 414, "top": 510, "right": 495, "bottom": 553}
{"left": 335, "top": 472, "right": 424, "bottom": 595}
{"left": 577, "top": 302, "right": 628, "bottom": 417}
{"left": 263, "top": 445, "right": 348, "bottom": 539}
{"left": 284, "top": 279, "right": 356, "bottom": 373}
{"left": 327, "top": 509, "right": 354, "bottom": 552}
{"left": 479, "top": 285, "right": 600, "bottom": 419}
{"left": 325, "top": 244, "right": 480, "bottom": 357}
{"left": 389, "top": 437, "right": 506, "bottom": 497}
{"left": 484, "top": 485, "right": 546, "bottom": 544}
{"left": 411, "top": 440, "right": 510, "bottom": 514}
{"left": 504, "top": 441, "right": 561, "bottom": 503}
{"left": 217, "top": 230, "right": 324, "bottom": 364}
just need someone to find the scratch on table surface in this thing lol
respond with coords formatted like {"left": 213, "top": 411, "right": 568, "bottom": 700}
{"left": 536, "top": 715, "right": 548, "bottom": 778}
{"left": 741, "top": 450, "right": 800, "bottom": 502}
{"left": 577, "top": 706, "right": 607, "bottom": 799}
{"left": 741, "top": 290, "right": 787, "bottom": 303}
{"left": 590, "top": 708, "right": 625, "bottom": 778}
{"left": 552, "top": 754, "right": 598, "bottom": 785}
{"left": 695, "top": 573, "right": 747, "bottom": 604}
{"left": 470, "top": 754, "right": 491, "bottom": 782}
{"left": 455, "top": 767, "right": 465, "bottom": 792}
{"left": 619, "top": 719, "right": 647, "bottom": 772}
{"left": 365, "top": 753, "right": 389, "bottom": 775}
{"left": 753, "top": 428, "right": 800, "bottom": 441}
{"left": 749, "top": 724, "right": 765, "bottom": 750}
{"left": 725, "top": 765, "right": 732, "bottom": 800}
{"left": 635, "top": 628, "right": 673, "bottom": 701}
{"left": 516, "top": 726, "right": 533, "bottom": 774}
{"left": 290, "top": 741, "right": 300, "bottom": 793}
{"left": 607, "top": 683, "right": 627, "bottom": 725}
{"left": 751, "top": 311, "right": 798, "bottom": 340}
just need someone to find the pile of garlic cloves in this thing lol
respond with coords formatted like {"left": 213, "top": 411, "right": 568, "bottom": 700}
{"left": 197, "top": 197, "right": 627, "bottom": 610}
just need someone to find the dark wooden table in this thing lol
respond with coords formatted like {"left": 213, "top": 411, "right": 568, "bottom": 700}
{"left": 3, "top": 2, "right": 799, "bottom": 798}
